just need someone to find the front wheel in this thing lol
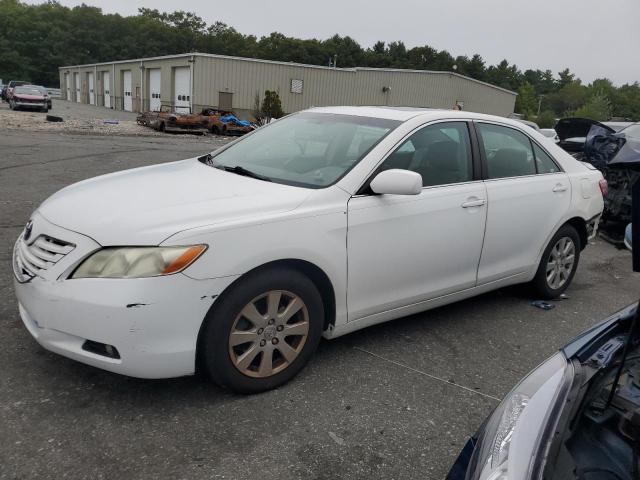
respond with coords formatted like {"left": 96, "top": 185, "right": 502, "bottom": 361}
{"left": 200, "top": 268, "right": 324, "bottom": 393}
{"left": 532, "top": 225, "right": 581, "bottom": 299}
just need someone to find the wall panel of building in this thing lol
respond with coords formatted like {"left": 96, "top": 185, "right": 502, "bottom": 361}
{"left": 59, "top": 53, "right": 516, "bottom": 117}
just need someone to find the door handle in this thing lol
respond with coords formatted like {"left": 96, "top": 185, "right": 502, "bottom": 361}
{"left": 552, "top": 184, "right": 568, "bottom": 193}
{"left": 461, "top": 199, "right": 486, "bottom": 208}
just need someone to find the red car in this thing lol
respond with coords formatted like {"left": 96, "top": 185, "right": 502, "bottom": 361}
{"left": 8, "top": 85, "right": 49, "bottom": 112}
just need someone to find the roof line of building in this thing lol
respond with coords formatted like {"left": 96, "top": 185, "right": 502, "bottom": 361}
{"left": 58, "top": 52, "right": 517, "bottom": 96}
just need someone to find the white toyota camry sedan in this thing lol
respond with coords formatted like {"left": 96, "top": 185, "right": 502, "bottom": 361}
{"left": 13, "top": 107, "right": 605, "bottom": 393}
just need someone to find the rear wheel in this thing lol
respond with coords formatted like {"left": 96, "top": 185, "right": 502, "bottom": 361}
{"left": 200, "top": 268, "right": 324, "bottom": 393}
{"left": 532, "top": 225, "right": 580, "bottom": 299}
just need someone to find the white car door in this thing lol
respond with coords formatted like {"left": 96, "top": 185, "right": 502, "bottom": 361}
{"left": 347, "top": 121, "right": 487, "bottom": 321}
{"left": 475, "top": 122, "right": 571, "bottom": 284}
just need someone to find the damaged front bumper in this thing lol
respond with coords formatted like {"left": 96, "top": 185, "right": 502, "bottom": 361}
{"left": 14, "top": 273, "right": 236, "bottom": 378}
{"left": 12, "top": 212, "right": 239, "bottom": 379}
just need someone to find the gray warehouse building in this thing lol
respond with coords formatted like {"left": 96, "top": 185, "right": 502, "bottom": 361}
{"left": 58, "top": 53, "right": 516, "bottom": 118}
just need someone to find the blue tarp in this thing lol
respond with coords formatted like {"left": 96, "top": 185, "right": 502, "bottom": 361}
{"left": 219, "top": 115, "right": 251, "bottom": 127}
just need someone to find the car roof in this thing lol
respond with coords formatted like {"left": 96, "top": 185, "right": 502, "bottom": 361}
{"left": 307, "top": 105, "right": 520, "bottom": 126}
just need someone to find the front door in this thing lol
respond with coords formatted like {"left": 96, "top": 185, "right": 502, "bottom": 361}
{"left": 347, "top": 121, "right": 487, "bottom": 321}
{"left": 219, "top": 92, "right": 233, "bottom": 111}
{"left": 474, "top": 122, "right": 571, "bottom": 284}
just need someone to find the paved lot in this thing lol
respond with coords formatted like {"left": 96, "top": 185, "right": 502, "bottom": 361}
{"left": 1, "top": 128, "right": 639, "bottom": 480}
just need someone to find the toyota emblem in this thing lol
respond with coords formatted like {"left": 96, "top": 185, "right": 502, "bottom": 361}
{"left": 23, "top": 220, "right": 33, "bottom": 241}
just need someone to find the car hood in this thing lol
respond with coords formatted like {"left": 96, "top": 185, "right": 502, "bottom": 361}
{"left": 14, "top": 94, "right": 45, "bottom": 100}
{"left": 562, "top": 302, "right": 638, "bottom": 359}
{"left": 555, "top": 117, "right": 615, "bottom": 142}
{"left": 38, "top": 158, "right": 313, "bottom": 245}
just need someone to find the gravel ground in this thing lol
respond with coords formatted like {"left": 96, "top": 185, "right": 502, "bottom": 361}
{"left": 1, "top": 129, "right": 639, "bottom": 480}
{"left": 0, "top": 99, "right": 215, "bottom": 137}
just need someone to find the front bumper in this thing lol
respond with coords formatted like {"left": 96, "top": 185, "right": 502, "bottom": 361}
{"left": 14, "top": 100, "right": 47, "bottom": 109}
{"left": 13, "top": 213, "right": 239, "bottom": 378}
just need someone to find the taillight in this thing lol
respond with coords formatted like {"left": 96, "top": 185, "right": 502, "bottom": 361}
{"left": 599, "top": 179, "right": 608, "bottom": 198}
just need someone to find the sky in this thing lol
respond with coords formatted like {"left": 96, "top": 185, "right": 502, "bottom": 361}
{"left": 24, "top": 0, "right": 640, "bottom": 85}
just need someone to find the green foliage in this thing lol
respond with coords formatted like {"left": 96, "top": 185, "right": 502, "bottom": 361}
{"left": 515, "top": 82, "right": 537, "bottom": 116}
{"left": 0, "top": 0, "right": 638, "bottom": 121}
{"left": 260, "top": 90, "right": 284, "bottom": 118}
{"left": 535, "top": 110, "right": 557, "bottom": 128}
{"left": 573, "top": 92, "right": 611, "bottom": 121}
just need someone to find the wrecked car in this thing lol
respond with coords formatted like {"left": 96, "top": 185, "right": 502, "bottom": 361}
{"left": 8, "top": 85, "right": 49, "bottom": 112}
{"left": 447, "top": 302, "right": 640, "bottom": 480}
{"left": 137, "top": 105, "right": 209, "bottom": 134}
{"left": 201, "top": 107, "right": 254, "bottom": 136}
{"left": 557, "top": 119, "right": 640, "bottom": 242}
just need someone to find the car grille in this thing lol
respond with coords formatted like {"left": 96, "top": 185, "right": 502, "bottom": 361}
{"left": 13, "top": 234, "right": 75, "bottom": 282}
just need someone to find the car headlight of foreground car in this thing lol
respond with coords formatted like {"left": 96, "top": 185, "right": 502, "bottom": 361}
{"left": 471, "top": 353, "right": 571, "bottom": 480}
{"left": 71, "top": 245, "right": 207, "bottom": 279}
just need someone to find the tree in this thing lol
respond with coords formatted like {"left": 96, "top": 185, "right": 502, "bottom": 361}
{"left": 515, "top": 82, "right": 537, "bottom": 116}
{"left": 260, "top": 90, "right": 284, "bottom": 118}
{"left": 574, "top": 93, "right": 611, "bottom": 121}
{"left": 535, "top": 110, "right": 556, "bottom": 128}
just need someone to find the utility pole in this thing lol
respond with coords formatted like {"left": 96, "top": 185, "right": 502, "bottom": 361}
{"left": 537, "top": 95, "right": 545, "bottom": 116}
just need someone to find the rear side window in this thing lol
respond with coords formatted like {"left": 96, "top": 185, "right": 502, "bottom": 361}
{"left": 477, "top": 123, "right": 536, "bottom": 179}
{"left": 533, "top": 143, "right": 560, "bottom": 174}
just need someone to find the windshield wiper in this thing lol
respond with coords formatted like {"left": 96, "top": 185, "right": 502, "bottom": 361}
{"left": 198, "top": 154, "right": 271, "bottom": 182}
{"left": 220, "top": 165, "right": 272, "bottom": 182}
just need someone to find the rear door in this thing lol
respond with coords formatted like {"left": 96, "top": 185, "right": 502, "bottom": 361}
{"left": 347, "top": 121, "right": 487, "bottom": 320}
{"left": 475, "top": 122, "right": 570, "bottom": 284}
{"left": 149, "top": 68, "right": 161, "bottom": 112}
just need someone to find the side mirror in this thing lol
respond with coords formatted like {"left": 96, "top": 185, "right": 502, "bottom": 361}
{"left": 370, "top": 169, "right": 422, "bottom": 196}
{"left": 625, "top": 224, "right": 632, "bottom": 252}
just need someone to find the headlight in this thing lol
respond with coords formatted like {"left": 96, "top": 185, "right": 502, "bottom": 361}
{"left": 471, "top": 353, "right": 570, "bottom": 480}
{"left": 71, "top": 245, "right": 207, "bottom": 279}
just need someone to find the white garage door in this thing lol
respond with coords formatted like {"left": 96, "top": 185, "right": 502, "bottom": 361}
{"left": 88, "top": 72, "right": 95, "bottom": 105}
{"left": 123, "top": 70, "right": 132, "bottom": 112}
{"left": 65, "top": 73, "right": 70, "bottom": 100}
{"left": 173, "top": 67, "right": 190, "bottom": 113}
{"left": 74, "top": 72, "right": 80, "bottom": 103}
{"left": 149, "top": 68, "right": 161, "bottom": 111}
{"left": 103, "top": 72, "right": 111, "bottom": 108}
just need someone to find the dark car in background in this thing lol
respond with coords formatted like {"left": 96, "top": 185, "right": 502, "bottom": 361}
{"left": 8, "top": 85, "right": 49, "bottom": 112}
{"left": 1, "top": 80, "right": 29, "bottom": 101}
{"left": 448, "top": 302, "right": 640, "bottom": 480}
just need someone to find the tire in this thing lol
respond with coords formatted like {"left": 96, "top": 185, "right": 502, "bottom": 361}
{"left": 210, "top": 125, "right": 220, "bottom": 135}
{"left": 532, "top": 224, "right": 581, "bottom": 299}
{"left": 158, "top": 122, "right": 165, "bottom": 133}
{"left": 200, "top": 268, "right": 324, "bottom": 393}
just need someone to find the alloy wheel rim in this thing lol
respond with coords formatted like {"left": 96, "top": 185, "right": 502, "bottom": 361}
{"left": 228, "top": 290, "right": 309, "bottom": 378}
{"left": 546, "top": 237, "right": 576, "bottom": 290}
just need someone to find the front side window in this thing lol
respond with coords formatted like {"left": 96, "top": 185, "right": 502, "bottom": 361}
{"left": 478, "top": 123, "right": 536, "bottom": 179}
{"left": 380, "top": 122, "right": 473, "bottom": 187}
{"left": 209, "top": 112, "right": 400, "bottom": 188}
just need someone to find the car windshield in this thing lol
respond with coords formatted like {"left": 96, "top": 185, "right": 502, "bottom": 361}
{"left": 621, "top": 123, "right": 640, "bottom": 139}
{"left": 208, "top": 112, "right": 400, "bottom": 188}
{"left": 14, "top": 86, "right": 42, "bottom": 95}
